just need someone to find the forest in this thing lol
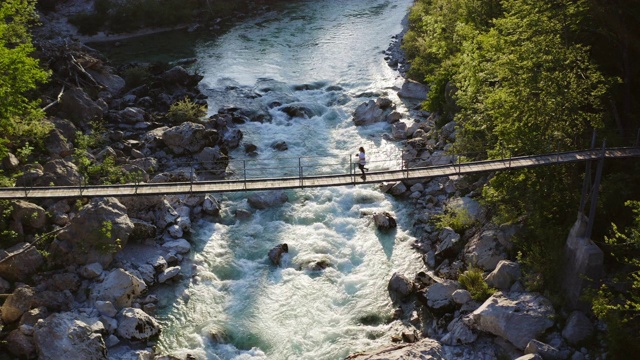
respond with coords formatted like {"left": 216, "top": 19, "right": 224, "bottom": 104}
{"left": 402, "top": 0, "right": 640, "bottom": 356}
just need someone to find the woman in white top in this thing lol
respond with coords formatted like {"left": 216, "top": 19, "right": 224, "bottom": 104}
{"left": 357, "top": 147, "right": 369, "bottom": 177}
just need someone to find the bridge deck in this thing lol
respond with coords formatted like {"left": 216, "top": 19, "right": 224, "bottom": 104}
{"left": 1, "top": 147, "right": 638, "bottom": 199}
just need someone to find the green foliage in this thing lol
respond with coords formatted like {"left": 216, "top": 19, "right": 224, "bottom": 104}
{"left": 0, "top": 200, "right": 19, "bottom": 247}
{"left": 432, "top": 206, "right": 475, "bottom": 234}
{"left": 15, "top": 141, "right": 33, "bottom": 163}
{"left": 454, "top": 0, "right": 610, "bottom": 157}
{"left": 402, "top": 0, "right": 502, "bottom": 116}
{"left": 458, "top": 267, "right": 496, "bottom": 301}
{"left": 591, "top": 201, "right": 640, "bottom": 356}
{"left": 122, "top": 66, "right": 152, "bottom": 90}
{"left": 167, "top": 97, "right": 206, "bottom": 124}
{"left": 0, "top": 0, "right": 51, "bottom": 158}
{"left": 96, "top": 221, "right": 122, "bottom": 254}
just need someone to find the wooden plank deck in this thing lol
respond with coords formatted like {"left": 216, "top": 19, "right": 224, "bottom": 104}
{"left": 1, "top": 147, "right": 638, "bottom": 199}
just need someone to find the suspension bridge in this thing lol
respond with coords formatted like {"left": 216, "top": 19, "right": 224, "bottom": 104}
{"left": 1, "top": 145, "right": 639, "bottom": 200}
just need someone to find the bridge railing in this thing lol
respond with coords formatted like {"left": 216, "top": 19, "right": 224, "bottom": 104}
{"left": 6, "top": 128, "right": 640, "bottom": 197}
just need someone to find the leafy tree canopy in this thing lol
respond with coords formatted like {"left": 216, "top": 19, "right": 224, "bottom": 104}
{"left": 0, "top": 0, "right": 50, "bottom": 158}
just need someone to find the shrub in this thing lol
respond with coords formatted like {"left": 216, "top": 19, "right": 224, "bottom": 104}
{"left": 167, "top": 97, "right": 206, "bottom": 124}
{"left": 432, "top": 206, "right": 475, "bottom": 234}
{"left": 458, "top": 268, "right": 495, "bottom": 301}
{"left": 122, "top": 66, "right": 151, "bottom": 90}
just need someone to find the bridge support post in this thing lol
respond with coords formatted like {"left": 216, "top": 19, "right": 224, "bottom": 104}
{"left": 190, "top": 164, "right": 193, "bottom": 194}
{"left": 299, "top": 158, "right": 303, "bottom": 187}
{"left": 585, "top": 140, "right": 606, "bottom": 240}
{"left": 243, "top": 160, "right": 247, "bottom": 190}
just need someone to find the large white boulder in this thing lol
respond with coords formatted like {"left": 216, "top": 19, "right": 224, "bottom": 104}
{"left": 33, "top": 312, "right": 107, "bottom": 360}
{"left": 248, "top": 191, "right": 288, "bottom": 209}
{"left": 485, "top": 260, "right": 521, "bottom": 290}
{"left": 116, "top": 308, "right": 161, "bottom": 341}
{"left": 90, "top": 269, "right": 146, "bottom": 309}
{"left": 465, "top": 291, "right": 555, "bottom": 350}
{"left": 345, "top": 338, "right": 444, "bottom": 359}
{"left": 464, "top": 230, "right": 508, "bottom": 271}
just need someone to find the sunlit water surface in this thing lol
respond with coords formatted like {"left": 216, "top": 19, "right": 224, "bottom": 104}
{"left": 150, "top": 1, "right": 424, "bottom": 359}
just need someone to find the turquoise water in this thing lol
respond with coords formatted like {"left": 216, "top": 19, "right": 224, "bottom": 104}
{"left": 148, "top": 1, "right": 423, "bottom": 359}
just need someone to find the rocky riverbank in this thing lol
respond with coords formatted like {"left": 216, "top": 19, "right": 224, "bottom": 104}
{"left": 0, "top": 3, "right": 606, "bottom": 360}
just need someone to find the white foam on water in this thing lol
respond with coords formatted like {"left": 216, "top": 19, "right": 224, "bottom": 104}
{"left": 156, "top": 1, "right": 421, "bottom": 359}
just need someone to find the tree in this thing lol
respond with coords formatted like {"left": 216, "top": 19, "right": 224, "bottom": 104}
{"left": 454, "top": 0, "right": 610, "bottom": 157}
{"left": 0, "top": 0, "right": 50, "bottom": 158}
{"left": 402, "top": 0, "right": 502, "bottom": 117}
{"left": 592, "top": 200, "right": 640, "bottom": 357}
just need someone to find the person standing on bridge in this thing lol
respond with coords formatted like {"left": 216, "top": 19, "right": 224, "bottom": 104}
{"left": 357, "top": 147, "right": 369, "bottom": 179}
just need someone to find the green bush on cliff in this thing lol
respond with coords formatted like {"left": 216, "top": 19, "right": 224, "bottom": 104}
{"left": 0, "top": 0, "right": 51, "bottom": 159}
{"left": 591, "top": 200, "right": 640, "bottom": 357}
{"left": 458, "top": 268, "right": 495, "bottom": 301}
{"left": 167, "top": 97, "right": 206, "bottom": 124}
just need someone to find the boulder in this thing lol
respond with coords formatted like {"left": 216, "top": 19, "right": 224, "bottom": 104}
{"left": 441, "top": 316, "right": 477, "bottom": 345}
{"left": 60, "top": 87, "right": 104, "bottom": 126}
{"left": 373, "top": 212, "right": 397, "bottom": 231}
{"left": 2, "top": 152, "right": 19, "bottom": 171}
{"left": 163, "top": 239, "right": 191, "bottom": 254}
{"left": 33, "top": 312, "right": 107, "bottom": 360}
{"left": 196, "top": 146, "right": 229, "bottom": 174}
{"left": 248, "top": 191, "right": 289, "bottom": 209}
{"left": 90, "top": 268, "right": 147, "bottom": 309}
{"left": 424, "top": 280, "right": 459, "bottom": 313}
{"left": 118, "top": 107, "right": 146, "bottom": 124}
{"left": 0, "top": 243, "right": 44, "bottom": 282}
{"left": 388, "top": 272, "right": 413, "bottom": 302}
{"left": 397, "top": 79, "right": 429, "bottom": 100}
{"left": 391, "top": 121, "right": 407, "bottom": 140}
{"left": 51, "top": 197, "right": 134, "bottom": 267}
{"left": 268, "top": 244, "right": 289, "bottom": 266}
{"left": 345, "top": 338, "right": 444, "bottom": 360}
{"left": 6, "top": 329, "right": 36, "bottom": 359}
{"left": 129, "top": 218, "right": 157, "bottom": 241}
{"left": 465, "top": 291, "right": 555, "bottom": 350}
{"left": 87, "top": 69, "right": 125, "bottom": 96}
{"left": 435, "top": 227, "right": 461, "bottom": 261}
{"left": 485, "top": 260, "right": 521, "bottom": 290}
{"left": 524, "top": 339, "right": 563, "bottom": 360}
{"left": 1, "top": 286, "right": 35, "bottom": 324}
{"left": 44, "top": 129, "right": 73, "bottom": 157}
{"left": 33, "top": 289, "right": 75, "bottom": 312}
{"left": 463, "top": 230, "right": 508, "bottom": 271}
{"left": 14, "top": 166, "right": 43, "bottom": 187}
{"left": 162, "top": 122, "right": 218, "bottom": 155}
{"left": 159, "top": 65, "right": 201, "bottom": 87}
{"left": 353, "top": 99, "right": 394, "bottom": 126}
{"left": 271, "top": 140, "right": 288, "bottom": 151}
{"left": 116, "top": 307, "right": 161, "bottom": 341}
{"left": 38, "top": 159, "right": 82, "bottom": 186}
{"left": 49, "top": 272, "right": 81, "bottom": 292}
{"left": 95, "top": 300, "right": 117, "bottom": 318}
{"left": 158, "top": 266, "right": 181, "bottom": 283}
{"left": 202, "top": 195, "right": 221, "bottom": 216}
{"left": 80, "top": 263, "right": 104, "bottom": 279}
{"left": 562, "top": 216, "right": 603, "bottom": 310}
{"left": 515, "top": 355, "right": 543, "bottom": 360}
{"left": 389, "top": 181, "right": 407, "bottom": 196}
{"left": 19, "top": 307, "right": 48, "bottom": 328}
{"left": 451, "top": 289, "right": 472, "bottom": 305}
{"left": 561, "top": 311, "right": 594, "bottom": 346}
{"left": 221, "top": 128, "right": 243, "bottom": 149}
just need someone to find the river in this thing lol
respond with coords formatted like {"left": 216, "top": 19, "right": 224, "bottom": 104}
{"left": 120, "top": 1, "right": 423, "bottom": 359}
